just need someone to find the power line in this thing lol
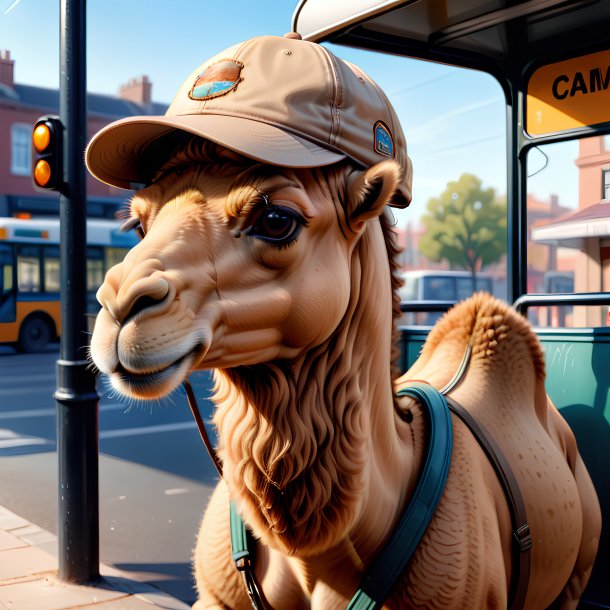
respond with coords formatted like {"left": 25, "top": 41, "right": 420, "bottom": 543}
{"left": 388, "top": 73, "right": 455, "bottom": 99}
{"left": 424, "top": 134, "right": 504, "bottom": 154}
{"left": 3, "top": 0, "right": 22, "bottom": 15}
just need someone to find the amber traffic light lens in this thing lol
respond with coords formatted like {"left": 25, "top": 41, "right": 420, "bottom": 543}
{"left": 34, "top": 159, "right": 52, "bottom": 187}
{"left": 33, "top": 123, "right": 51, "bottom": 153}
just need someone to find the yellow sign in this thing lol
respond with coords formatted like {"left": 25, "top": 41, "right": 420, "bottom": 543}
{"left": 527, "top": 49, "right": 610, "bottom": 136}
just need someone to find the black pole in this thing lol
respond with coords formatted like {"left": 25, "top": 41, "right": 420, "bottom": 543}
{"left": 506, "top": 75, "right": 526, "bottom": 304}
{"left": 54, "top": 0, "right": 100, "bottom": 583}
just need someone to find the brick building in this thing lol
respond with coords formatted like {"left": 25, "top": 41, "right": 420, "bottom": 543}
{"left": 0, "top": 49, "right": 167, "bottom": 219}
{"left": 532, "top": 135, "right": 610, "bottom": 325}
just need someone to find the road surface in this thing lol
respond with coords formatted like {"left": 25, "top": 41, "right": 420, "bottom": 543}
{"left": 0, "top": 343, "right": 219, "bottom": 604}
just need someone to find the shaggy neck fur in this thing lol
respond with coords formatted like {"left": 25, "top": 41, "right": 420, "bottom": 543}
{"left": 213, "top": 211, "right": 403, "bottom": 557}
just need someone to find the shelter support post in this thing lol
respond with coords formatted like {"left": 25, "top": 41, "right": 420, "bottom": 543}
{"left": 506, "top": 76, "right": 527, "bottom": 304}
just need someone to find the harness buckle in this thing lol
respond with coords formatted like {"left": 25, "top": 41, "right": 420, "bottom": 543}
{"left": 235, "top": 556, "right": 251, "bottom": 571}
{"left": 514, "top": 524, "right": 533, "bottom": 552}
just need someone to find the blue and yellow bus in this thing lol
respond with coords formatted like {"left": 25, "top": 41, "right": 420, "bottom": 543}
{"left": 0, "top": 218, "right": 136, "bottom": 352}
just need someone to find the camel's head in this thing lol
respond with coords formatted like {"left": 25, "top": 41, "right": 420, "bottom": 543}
{"left": 86, "top": 35, "right": 412, "bottom": 400}
{"left": 90, "top": 145, "right": 401, "bottom": 398}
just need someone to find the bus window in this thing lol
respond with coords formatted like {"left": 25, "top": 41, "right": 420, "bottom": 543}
{"left": 17, "top": 246, "right": 41, "bottom": 292}
{"left": 456, "top": 276, "right": 494, "bottom": 299}
{"left": 0, "top": 244, "right": 15, "bottom": 324}
{"left": 456, "top": 278, "right": 472, "bottom": 300}
{"left": 527, "top": 135, "right": 610, "bottom": 327}
{"left": 399, "top": 270, "right": 496, "bottom": 326}
{"left": 87, "top": 247, "right": 105, "bottom": 313}
{"left": 423, "top": 277, "right": 454, "bottom": 300}
{"left": 2, "top": 261, "right": 13, "bottom": 295}
{"left": 105, "top": 247, "right": 130, "bottom": 270}
{"left": 43, "top": 246, "right": 60, "bottom": 292}
{"left": 401, "top": 276, "right": 418, "bottom": 301}
{"left": 87, "top": 247, "right": 104, "bottom": 292}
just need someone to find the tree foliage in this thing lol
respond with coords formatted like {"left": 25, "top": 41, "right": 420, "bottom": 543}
{"left": 419, "top": 173, "right": 507, "bottom": 281}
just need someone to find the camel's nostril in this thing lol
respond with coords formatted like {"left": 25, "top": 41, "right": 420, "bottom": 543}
{"left": 126, "top": 294, "right": 166, "bottom": 322}
{"left": 102, "top": 275, "right": 172, "bottom": 325}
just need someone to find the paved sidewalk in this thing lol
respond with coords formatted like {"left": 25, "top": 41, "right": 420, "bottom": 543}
{"left": 0, "top": 505, "right": 190, "bottom": 610}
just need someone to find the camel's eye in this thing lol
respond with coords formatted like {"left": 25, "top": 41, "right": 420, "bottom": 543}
{"left": 120, "top": 217, "right": 145, "bottom": 240}
{"left": 245, "top": 205, "right": 305, "bottom": 246}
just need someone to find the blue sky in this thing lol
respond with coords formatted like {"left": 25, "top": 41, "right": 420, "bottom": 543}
{"left": 0, "top": 0, "right": 578, "bottom": 225}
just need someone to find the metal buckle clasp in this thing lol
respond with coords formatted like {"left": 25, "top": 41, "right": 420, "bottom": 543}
{"left": 235, "top": 556, "right": 251, "bottom": 571}
{"left": 514, "top": 523, "right": 533, "bottom": 552}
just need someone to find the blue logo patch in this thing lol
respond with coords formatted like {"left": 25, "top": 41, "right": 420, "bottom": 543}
{"left": 189, "top": 59, "right": 243, "bottom": 101}
{"left": 374, "top": 121, "right": 393, "bottom": 157}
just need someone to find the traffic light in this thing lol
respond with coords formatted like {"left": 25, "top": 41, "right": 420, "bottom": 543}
{"left": 32, "top": 116, "right": 64, "bottom": 191}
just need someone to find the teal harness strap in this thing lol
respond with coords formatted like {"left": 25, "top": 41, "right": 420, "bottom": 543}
{"left": 347, "top": 382, "right": 453, "bottom": 608}
{"left": 229, "top": 382, "right": 452, "bottom": 610}
{"left": 230, "top": 501, "right": 270, "bottom": 609}
{"left": 230, "top": 500, "right": 250, "bottom": 563}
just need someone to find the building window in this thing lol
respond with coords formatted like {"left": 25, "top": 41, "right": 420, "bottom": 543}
{"left": 11, "top": 123, "right": 31, "bottom": 176}
{"left": 603, "top": 169, "right": 610, "bottom": 201}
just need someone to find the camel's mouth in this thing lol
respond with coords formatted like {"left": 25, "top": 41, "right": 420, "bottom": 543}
{"left": 110, "top": 343, "right": 204, "bottom": 399}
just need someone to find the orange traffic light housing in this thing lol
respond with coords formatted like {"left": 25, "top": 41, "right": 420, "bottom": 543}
{"left": 32, "top": 116, "right": 64, "bottom": 191}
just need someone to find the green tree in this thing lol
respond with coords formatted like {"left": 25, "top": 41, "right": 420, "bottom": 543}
{"left": 419, "top": 173, "right": 507, "bottom": 288}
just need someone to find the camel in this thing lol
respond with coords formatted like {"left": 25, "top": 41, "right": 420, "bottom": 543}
{"left": 89, "top": 138, "right": 600, "bottom": 610}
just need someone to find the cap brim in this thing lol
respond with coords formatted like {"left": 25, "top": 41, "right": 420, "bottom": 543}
{"left": 85, "top": 114, "right": 346, "bottom": 190}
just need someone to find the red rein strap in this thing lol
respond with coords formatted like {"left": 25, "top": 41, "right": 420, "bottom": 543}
{"left": 182, "top": 378, "right": 271, "bottom": 610}
{"left": 183, "top": 378, "right": 224, "bottom": 478}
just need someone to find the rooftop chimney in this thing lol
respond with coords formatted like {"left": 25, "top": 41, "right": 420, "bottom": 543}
{"left": 119, "top": 75, "right": 152, "bottom": 108}
{"left": 0, "top": 50, "right": 14, "bottom": 88}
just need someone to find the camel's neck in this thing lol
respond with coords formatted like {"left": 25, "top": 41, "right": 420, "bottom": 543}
{"left": 213, "top": 223, "right": 416, "bottom": 561}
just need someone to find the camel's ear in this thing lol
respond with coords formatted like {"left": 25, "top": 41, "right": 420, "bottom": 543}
{"left": 346, "top": 160, "right": 401, "bottom": 234}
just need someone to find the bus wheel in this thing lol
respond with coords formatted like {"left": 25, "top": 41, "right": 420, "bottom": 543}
{"left": 18, "top": 315, "right": 52, "bottom": 353}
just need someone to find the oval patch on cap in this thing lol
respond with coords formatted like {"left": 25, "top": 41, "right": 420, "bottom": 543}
{"left": 189, "top": 59, "right": 243, "bottom": 100}
{"left": 374, "top": 121, "right": 393, "bottom": 157}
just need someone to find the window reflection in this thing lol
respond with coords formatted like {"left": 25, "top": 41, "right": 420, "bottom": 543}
{"left": 17, "top": 247, "right": 40, "bottom": 292}
{"left": 43, "top": 246, "right": 60, "bottom": 292}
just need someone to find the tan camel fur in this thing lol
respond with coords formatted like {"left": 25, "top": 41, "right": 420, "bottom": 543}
{"left": 90, "top": 140, "right": 600, "bottom": 610}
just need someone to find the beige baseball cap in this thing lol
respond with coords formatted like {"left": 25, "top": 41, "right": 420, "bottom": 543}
{"left": 86, "top": 35, "right": 412, "bottom": 208}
